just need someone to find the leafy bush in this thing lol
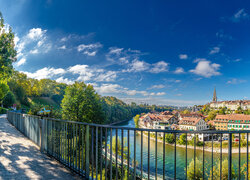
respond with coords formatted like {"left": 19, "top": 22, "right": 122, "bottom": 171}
{"left": 0, "top": 107, "right": 8, "bottom": 114}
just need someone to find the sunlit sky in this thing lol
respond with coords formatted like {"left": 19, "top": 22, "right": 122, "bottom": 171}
{"left": 1, "top": 0, "right": 250, "bottom": 106}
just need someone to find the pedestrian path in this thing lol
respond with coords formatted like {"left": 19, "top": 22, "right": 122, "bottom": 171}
{"left": 0, "top": 114, "right": 80, "bottom": 180}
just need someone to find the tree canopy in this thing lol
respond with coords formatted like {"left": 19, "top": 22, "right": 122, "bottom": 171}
{"left": 0, "top": 12, "right": 16, "bottom": 81}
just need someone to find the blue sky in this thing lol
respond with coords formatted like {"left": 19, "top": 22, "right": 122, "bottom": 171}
{"left": 1, "top": 0, "right": 250, "bottom": 106}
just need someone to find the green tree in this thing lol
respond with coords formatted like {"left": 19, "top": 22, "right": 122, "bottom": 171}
{"left": 186, "top": 158, "right": 203, "bottom": 180}
{"left": 133, "top": 114, "right": 140, "bottom": 128}
{"left": 61, "top": 82, "right": 105, "bottom": 123}
{"left": 3, "top": 91, "right": 15, "bottom": 108}
{"left": 165, "top": 133, "right": 175, "bottom": 144}
{"left": 182, "top": 109, "right": 190, "bottom": 114}
{"left": 209, "top": 159, "right": 236, "bottom": 180}
{"left": 0, "top": 12, "right": 17, "bottom": 81}
{"left": 178, "top": 133, "right": 187, "bottom": 145}
{"left": 0, "top": 82, "right": 9, "bottom": 106}
{"left": 207, "top": 110, "right": 217, "bottom": 120}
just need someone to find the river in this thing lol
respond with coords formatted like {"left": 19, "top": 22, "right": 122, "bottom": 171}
{"left": 110, "top": 118, "right": 248, "bottom": 179}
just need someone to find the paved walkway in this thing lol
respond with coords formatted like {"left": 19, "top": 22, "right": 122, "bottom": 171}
{"left": 0, "top": 114, "right": 80, "bottom": 180}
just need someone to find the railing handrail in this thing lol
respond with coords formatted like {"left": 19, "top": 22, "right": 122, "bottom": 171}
{"left": 8, "top": 111, "right": 250, "bottom": 134}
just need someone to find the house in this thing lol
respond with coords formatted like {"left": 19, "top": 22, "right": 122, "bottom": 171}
{"left": 226, "top": 114, "right": 250, "bottom": 130}
{"left": 179, "top": 117, "right": 209, "bottom": 131}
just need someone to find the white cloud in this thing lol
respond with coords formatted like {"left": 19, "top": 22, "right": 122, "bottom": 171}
{"left": 150, "top": 61, "right": 169, "bottom": 73}
{"left": 109, "top": 47, "right": 124, "bottom": 55}
{"left": 174, "top": 67, "right": 184, "bottom": 74}
{"left": 95, "top": 71, "right": 117, "bottom": 82}
{"left": 27, "top": 28, "right": 47, "bottom": 40}
{"left": 179, "top": 54, "right": 188, "bottom": 60}
{"left": 95, "top": 84, "right": 122, "bottom": 94}
{"left": 106, "top": 47, "right": 143, "bottom": 65}
{"left": 22, "top": 67, "right": 66, "bottom": 80}
{"left": 149, "top": 84, "right": 165, "bottom": 89}
{"left": 125, "top": 59, "right": 150, "bottom": 72}
{"left": 68, "top": 64, "right": 94, "bottom": 81}
{"left": 77, "top": 42, "right": 102, "bottom": 56}
{"left": 227, "top": 78, "right": 247, "bottom": 84}
{"left": 190, "top": 60, "right": 221, "bottom": 78}
{"left": 175, "top": 80, "right": 181, "bottom": 83}
{"left": 209, "top": 47, "right": 220, "bottom": 54}
{"left": 16, "top": 57, "right": 26, "bottom": 66}
{"left": 156, "top": 92, "right": 166, "bottom": 96}
{"left": 58, "top": 45, "right": 66, "bottom": 50}
{"left": 232, "top": 9, "right": 249, "bottom": 22}
{"left": 56, "top": 77, "right": 74, "bottom": 85}
{"left": 29, "top": 49, "right": 39, "bottom": 54}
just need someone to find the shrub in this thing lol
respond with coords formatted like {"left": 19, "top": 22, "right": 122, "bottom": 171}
{"left": 0, "top": 107, "right": 8, "bottom": 114}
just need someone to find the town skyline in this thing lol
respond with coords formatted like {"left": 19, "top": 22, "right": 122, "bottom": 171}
{"left": 1, "top": 0, "right": 250, "bottom": 106}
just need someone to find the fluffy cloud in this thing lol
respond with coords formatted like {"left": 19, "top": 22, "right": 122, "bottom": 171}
{"left": 56, "top": 77, "right": 74, "bottom": 84}
{"left": 27, "top": 28, "right": 47, "bottom": 40}
{"left": 174, "top": 67, "right": 184, "bottom": 74}
{"left": 190, "top": 60, "right": 221, "bottom": 78}
{"left": 124, "top": 60, "right": 169, "bottom": 73}
{"left": 68, "top": 64, "right": 95, "bottom": 81}
{"left": 95, "top": 84, "right": 122, "bottom": 94}
{"left": 22, "top": 67, "right": 66, "bottom": 80}
{"left": 125, "top": 59, "right": 150, "bottom": 72}
{"left": 77, "top": 42, "right": 102, "bottom": 56}
{"left": 179, "top": 54, "right": 188, "bottom": 60}
{"left": 209, "top": 47, "right": 220, "bottom": 54}
{"left": 150, "top": 61, "right": 169, "bottom": 73}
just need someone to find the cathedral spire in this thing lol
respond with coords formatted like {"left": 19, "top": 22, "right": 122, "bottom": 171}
{"left": 212, "top": 87, "right": 217, "bottom": 102}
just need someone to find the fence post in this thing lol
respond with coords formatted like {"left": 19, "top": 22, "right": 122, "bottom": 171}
{"left": 40, "top": 117, "right": 45, "bottom": 153}
{"left": 228, "top": 133, "right": 232, "bottom": 180}
{"left": 85, "top": 125, "right": 90, "bottom": 179}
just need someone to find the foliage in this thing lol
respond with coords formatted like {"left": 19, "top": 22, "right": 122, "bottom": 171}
{"left": 0, "top": 12, "right": 17, "bottom": 81}
{"left": 209, "top": 159, "right": 236, "bottom": 180}
{"left": 0, "top": 82, "right": 9, "bottom": 105}
{"left": 178, "top": 133, "right": 187, "bottom": 145}
{"left": 28, "top": 103, "right": 43, "bottom": 116}
{"left": 165, "top": 133, "right": 175, "bottom": 144}
{"left": 186, "top": 158, "right": 203, "bottom": 180}
{"left": 182, "top": 109, "right": 190, "bottom": 114}
{"left": 3, "top": 91, "right": 16, "bottom": 108}
{"left": 0, "top": 107, "right": 7, "bottom": 114}
{"left": 61, "top": 82, "right": 105, "bottom": 123}
{"left": 133, "top": 114, "right": 140, "bottom": 128}
{"left": 207, "top": 110, "right": 217, "bottom": 120}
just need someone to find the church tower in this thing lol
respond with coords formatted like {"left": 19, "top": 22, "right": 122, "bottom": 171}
{"left": 212, "top": 87, "right": 217, "bottom": 102}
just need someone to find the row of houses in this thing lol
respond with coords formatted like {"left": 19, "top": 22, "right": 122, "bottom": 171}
{"left": 209, "top": 100, "right": 250, "bottom": 111}
{"left": 213, "top": 114, "right": 250, "bottom": 131}
{"left": 139, "top": 111, "right": 209, "bottom": 131}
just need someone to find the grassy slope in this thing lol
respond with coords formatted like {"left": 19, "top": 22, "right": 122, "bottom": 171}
{"left": 28, "top": 97, "right": 61, "bottom": 109}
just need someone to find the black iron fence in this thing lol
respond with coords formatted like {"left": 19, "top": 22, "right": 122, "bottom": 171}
{"left": 7, "top": 111, "right": 250, "bottom": 179}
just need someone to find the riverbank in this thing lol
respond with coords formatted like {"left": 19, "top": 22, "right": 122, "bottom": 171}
{"left": 137, "top": 131, "right": 250, "bottom": 154}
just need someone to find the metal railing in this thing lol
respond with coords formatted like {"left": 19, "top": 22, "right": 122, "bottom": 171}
{"left": 7, "top": 111, "right": 250, "bottom": 179}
